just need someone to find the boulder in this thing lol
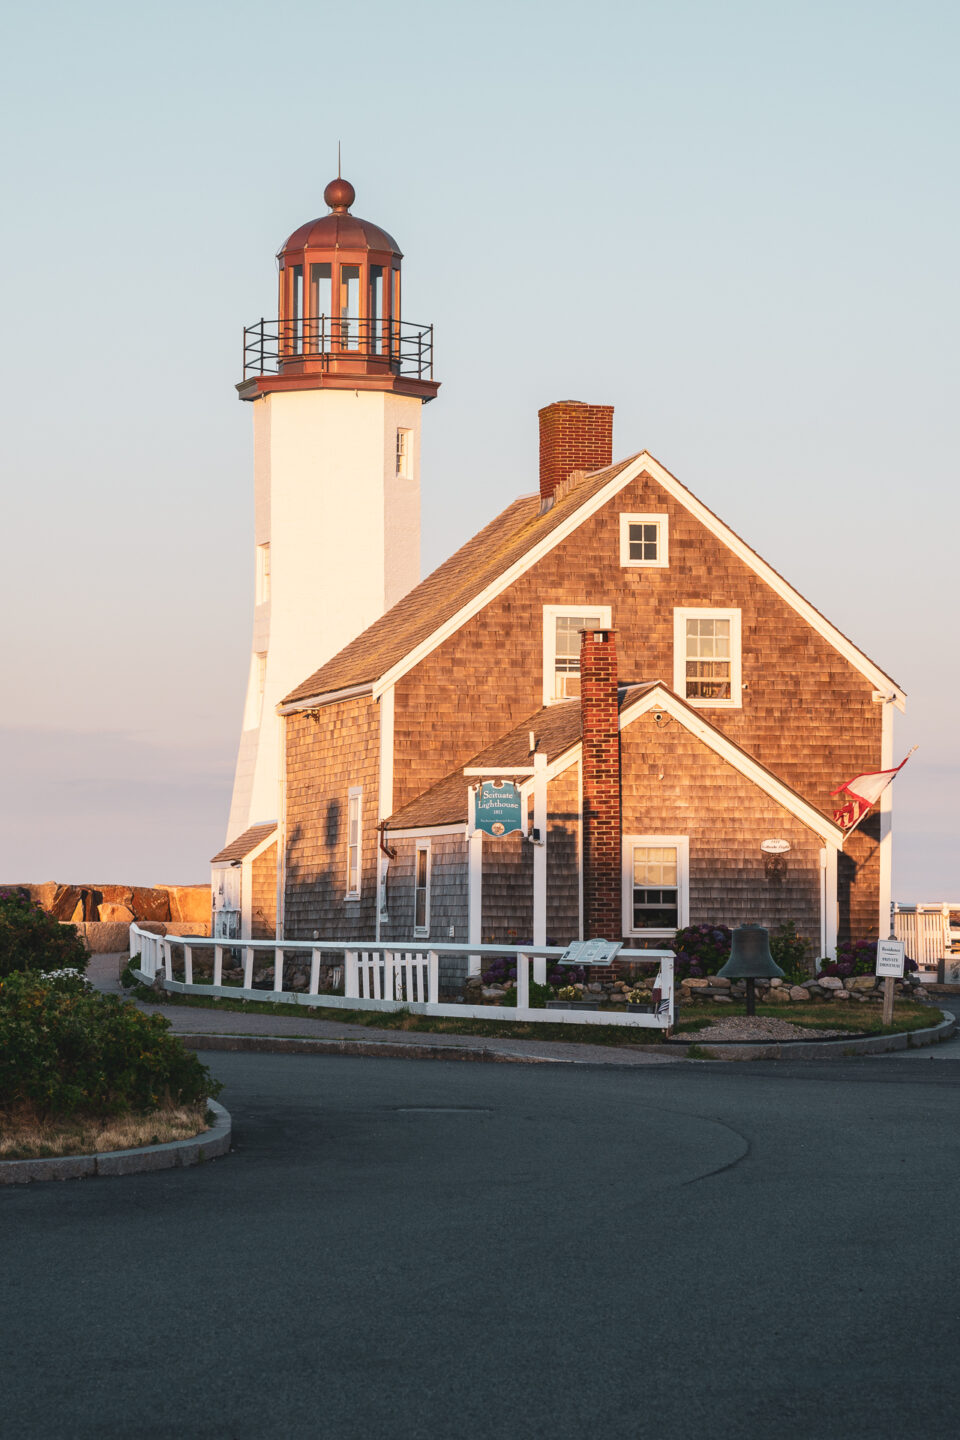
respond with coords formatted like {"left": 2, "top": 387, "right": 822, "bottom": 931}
{"left": 819, "top": 976, "right": 844, "bottom": 990}
{"left": 50, "top": 885, "right": 82, "bottom": 921}
{"left": 686, "top": 978, "right": 711, "bottom": 989}
{"left": 129, "top": 887, "right": 171, "bottom": 923}
{"left": 848, "top": 976, "right": 877, "bottom": 992}
{"left": 708, "top": 976, "right": 731, "bottom": 989}
{"left": 789, "top": 986, "right": 810, "bottom": 1001}
{"left": 834, "top": 989, "right": 852, "bottom": 1000}
{"left": 99, "top": 903, "right": 134, "bottom": 924}
{"left": 166, "top": 886, "right": 212, "bottom": 924}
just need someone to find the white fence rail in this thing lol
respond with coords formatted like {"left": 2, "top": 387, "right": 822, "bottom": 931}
{"left": 128, "top": 925, "right": 675, "bottom": 1030}
{"left": 894, "top": 903, "right": 960, "bottom": 981}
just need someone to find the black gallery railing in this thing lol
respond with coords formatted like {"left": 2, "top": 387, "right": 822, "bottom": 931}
{"left": 242, "top": 316, "right": 434, "bottom": 379}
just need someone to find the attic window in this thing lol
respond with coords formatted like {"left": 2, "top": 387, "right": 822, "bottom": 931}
{"left": 620, "top": 514, "right": 668, "bottom": 568}
{"left": 542, "top": 604, "right": 612, "bottom": 704}
{"left": 673, "top": 608, "right": 742, "bottom": 708}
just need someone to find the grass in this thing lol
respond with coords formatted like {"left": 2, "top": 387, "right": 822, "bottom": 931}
{"left": 0, "top": 1103, "right": 211, "bottom": 1161}
{"left": 131, "top": 984, "right": 943, "bottom": 1046}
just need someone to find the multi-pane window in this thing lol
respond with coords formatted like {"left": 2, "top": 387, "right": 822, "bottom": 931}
{"left": 346, "top": 789, "right": 362, "bottom": 898}
{"left": 622, "top": 836, "right": 689, "bottom": 936}
{"left": 396, "top": 428, "right": 411, "bottom": 478}
{"left": 632, "top": 846, "right": 679, "bottom": 929}
{"left": 673, "top": 609, "right": 741, "bottom": 707}
{"left": 553, "top": 611, "right": 605, "bottom": 699}
{"left": 414, "top": 843, "right": 430, "bottom": 935}
{"left": 255, "top": 543, "right": 271, "bottom": 604}
{"left": 619, "top": 514, "right": 668, "bottom": 567}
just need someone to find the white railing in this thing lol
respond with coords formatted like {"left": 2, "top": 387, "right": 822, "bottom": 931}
{"left": 128, "top": 925, "right": 675, "bottom": 1030}
{"left": 894, "top": 903, "right": 960, "bottom": 977}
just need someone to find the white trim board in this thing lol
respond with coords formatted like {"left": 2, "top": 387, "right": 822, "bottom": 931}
{"left": 351, "top": 452, "right": 904, "bottom": 709}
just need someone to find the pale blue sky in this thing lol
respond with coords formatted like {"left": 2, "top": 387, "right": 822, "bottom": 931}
{"left": 0, "top": 0, "right": 956, "bottom": 897}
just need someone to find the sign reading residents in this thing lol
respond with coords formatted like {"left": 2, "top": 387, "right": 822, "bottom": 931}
{"left": 474, "top": 781, "right": 524, "bottom": 837}
{"left": 876, "top": 939, "right": 906, "bottom": 978}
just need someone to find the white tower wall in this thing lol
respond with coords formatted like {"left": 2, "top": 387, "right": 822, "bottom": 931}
{"left": 226, "top": 387, "right": 423, "bottom": 840}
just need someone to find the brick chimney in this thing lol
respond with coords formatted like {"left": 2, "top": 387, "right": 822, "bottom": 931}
{"left": 538, "top": 400, "right": 614, "bottom": 503}
{"left": 580, "top": 627, "right": 622, "bottom": 941}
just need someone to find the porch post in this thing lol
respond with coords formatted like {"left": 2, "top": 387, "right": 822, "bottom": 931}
{"left": 467, "top": 816, "right": 483, "bottom": 977}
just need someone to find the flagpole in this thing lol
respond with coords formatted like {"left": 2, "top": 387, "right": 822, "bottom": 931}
{"left": 839, "top": 745, "right": 918, "bottom": 847}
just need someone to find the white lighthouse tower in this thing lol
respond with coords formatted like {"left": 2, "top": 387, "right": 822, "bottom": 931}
{"left": 225, "top": 175, "right": 439, "bottom": 844}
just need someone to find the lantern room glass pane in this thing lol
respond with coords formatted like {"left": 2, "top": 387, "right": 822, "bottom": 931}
{"left": 290, "top": 265, "right": 303, "bottom": 354}
{"left": 370, "top": 266, "right": 384, "bottom": 354}
{"left": 310, "top": 263, "right": 331, "bottom": 352}
{"left": 339, "top": 265, "right": 360, "bottom": 349}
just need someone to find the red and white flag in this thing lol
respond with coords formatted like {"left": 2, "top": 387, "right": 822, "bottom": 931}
{"left": 830, "top": 749, "right": 915, "bottom": 831}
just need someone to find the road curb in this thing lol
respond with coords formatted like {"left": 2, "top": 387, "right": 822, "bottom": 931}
{"left": 177, "top": 1032, "right": 589, "bottom": 1064}
{"left": 0, "top": 1100, "right": 231, "bottom": 1185}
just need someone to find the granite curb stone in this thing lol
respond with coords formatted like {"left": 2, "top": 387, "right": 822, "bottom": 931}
{"left": 0, "top": 1099, "right": 231, "bottom": 1185}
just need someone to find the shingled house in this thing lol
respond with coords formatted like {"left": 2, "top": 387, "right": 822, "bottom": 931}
{"left": 259, "top": 400, "right": 902, "bottom": 983}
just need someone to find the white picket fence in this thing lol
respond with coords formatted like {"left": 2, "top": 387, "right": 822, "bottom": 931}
{"left": 894, "top": 903, "right": 960, "bottom": 981}
{"left": 128, "top": 925, "right": 675, "bottom": 1030}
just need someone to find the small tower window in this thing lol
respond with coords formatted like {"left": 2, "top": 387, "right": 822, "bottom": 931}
{"left": 396, "top": 429, "right": 412, "bottom": 478}
{"left": 370, "top": 266, "right": 384, "bottom": 355}
{"left": 290, "top": 266, "right": 303, "bottom": 354}
{"left": 255, "top": 543, "right": 271, "bottom": 604}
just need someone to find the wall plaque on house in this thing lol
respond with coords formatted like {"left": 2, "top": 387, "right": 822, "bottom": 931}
{"left": 474, "top": 781, "right": 524, "bottom": 837}
{"left": 760, "top": 839, "right": 791, "bottom": 854}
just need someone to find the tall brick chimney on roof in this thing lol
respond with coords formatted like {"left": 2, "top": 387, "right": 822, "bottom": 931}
{"left": 538, "top": 400, "right": 614, "bottom": 503}
{"left": 580, "top": 627, "right": 622, "bottom": 941}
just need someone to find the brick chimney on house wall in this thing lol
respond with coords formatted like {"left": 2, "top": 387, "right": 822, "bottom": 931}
{"left": 580, "top": 628, "right": 622, "bottom": 940}
{"left": 538, "top": 401, "right": 614, "bottom": 502}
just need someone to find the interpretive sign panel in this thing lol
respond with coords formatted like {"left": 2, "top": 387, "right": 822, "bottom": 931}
{"left": 474, "top": 781, "right": 524, "bottom": 837}
{"left": 559, "top": 939, "right": 623, "bottom": 966}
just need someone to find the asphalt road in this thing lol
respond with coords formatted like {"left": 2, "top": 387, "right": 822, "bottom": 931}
{"left": 3, "top": 1053, "right": 959, "bottom": 1440}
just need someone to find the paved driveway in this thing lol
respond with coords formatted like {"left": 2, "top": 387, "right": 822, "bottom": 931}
{"left": 3, "top": 1052, "right": 958, "bottom": 1438}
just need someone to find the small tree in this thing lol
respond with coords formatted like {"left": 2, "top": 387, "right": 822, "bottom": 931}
{"left": 0, "top": 889, "right": 89, "bottom": 978}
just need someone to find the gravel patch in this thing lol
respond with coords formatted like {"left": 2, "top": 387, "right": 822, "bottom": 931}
{"left": 677, "top": 1015, "right": 857, "bottom": 1043}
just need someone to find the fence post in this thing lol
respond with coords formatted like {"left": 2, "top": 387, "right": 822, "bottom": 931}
{"left": 213, "top": 945, "right": 223, "bottom": 987}
{"left": 163, "top": 939, "right": 173, "bottom": 982}
{"left": 184, "top": 946, "right": 193, "bottom": 986}
{"left": 243, "top": 947, "right": 254, "bottom": 990}
{"left": 345, "top": 951, "right": 358, "bottom": 998}
{"left": 310, "top": 948, "right": 321, "bottom": 996}
{"left": 428, "top": 951, "right": 439, "bottom": 1006}
{"left": 273, "top": 946, "right": 284, "bottom": 992}
{"left": 516, "top": 952, "right": 530, "bottom": 1011}
{"left": 382, "top": 949, "right": 394, "bottom": 1001}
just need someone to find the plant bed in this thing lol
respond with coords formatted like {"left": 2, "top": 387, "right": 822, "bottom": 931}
{"left": 0, "top": 1102, "right": 212, "bottom": 1161}
{"left": 672, "top": 999, "right": 942, "bottom": 1039}
{"left": 545, "top": 998, "right": 602, "bottom": 1011}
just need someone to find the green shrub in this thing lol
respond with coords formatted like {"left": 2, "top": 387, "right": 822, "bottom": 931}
{"left": 0, "top": 889, "right": 89, "bottom": 978}
{"left": 0, "top": 970, "right": 220, "bottom": 1118}
{"left": 768, "top": 921, "right": 814, "bottom": 984}
{"left": 499, "top": 980, "right": 554, "bottom": 1008}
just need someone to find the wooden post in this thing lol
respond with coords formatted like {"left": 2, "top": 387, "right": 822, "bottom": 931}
{"left": 882, "top": 975, "right": 895, "bottom": 1027}
{"left": 213, "top": 945, "right": 224, "bottom": 987}
{"left": 516, "top": 952, "right": 530, "bottom": 1011}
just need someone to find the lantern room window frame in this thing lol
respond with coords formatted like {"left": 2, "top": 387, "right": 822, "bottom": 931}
{"left": 280, "top": 252, "right": 402, "bottom": 360}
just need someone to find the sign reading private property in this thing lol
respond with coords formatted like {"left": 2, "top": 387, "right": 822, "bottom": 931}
{"left": 876, "top": 939, "right": 906, "bottom": 977}
{"left": 474, "top": 781, "right": 524, "bottom": 837}
{"left": 559, "top": 939, "right": 623, "bottom": 966}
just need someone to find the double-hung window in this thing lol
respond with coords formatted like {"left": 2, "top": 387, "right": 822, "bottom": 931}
{"left": 346, "top": 788, "right": 362, "bottom": 898}
{"left": 622, "top": 836, "right": 689, "bottom": 938}
{"left": 673, "top": 608, "right": 742, "bottom": 707}
{"left": 542, "top": 604, "right": 612, "bottom": 704}
{"left": 414, "top": 841, "right": 431, "bottom": 936}
{"left": 619, "top": 513, "right": 668, "bottom": 567}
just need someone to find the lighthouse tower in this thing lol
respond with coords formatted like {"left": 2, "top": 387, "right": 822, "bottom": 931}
{"left": 225, "top": 176, "right": 439, "bottom": 842}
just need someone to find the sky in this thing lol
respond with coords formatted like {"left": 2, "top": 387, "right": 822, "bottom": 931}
{"left": 0, "top": 0, "right": 956, "bottom": 900}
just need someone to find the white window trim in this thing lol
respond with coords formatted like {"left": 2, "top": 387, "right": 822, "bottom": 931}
{"left": 542, "top": 603, "right": 612, "bottom": 707}
{"left": 622, "top": 835, "right": 690, "bottom": 940}
{"left": 255, "top": 542, "right": 271, "bottom": 604}
{"left": 673, "top": 607, "right": 742, "bottom": 709}
{"left": 619, "top": 513, "right": 669, "bottom": 568}
{"left": 346, "top": 786, "right": 362, "bottom": 900}
{"left": 396, "top": 428, "right": 412, "bottom": 478}
{"left": 413, "top": 839, "right": 431, "bottom": 938}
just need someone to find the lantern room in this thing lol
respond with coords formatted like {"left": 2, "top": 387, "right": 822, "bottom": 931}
{"left": 237, "top": 176, "right": 439, "bottom": 402}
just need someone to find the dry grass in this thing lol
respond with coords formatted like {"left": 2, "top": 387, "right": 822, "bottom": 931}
{"left": 0, "top": 1104, "right": 211, "bottom": 1161}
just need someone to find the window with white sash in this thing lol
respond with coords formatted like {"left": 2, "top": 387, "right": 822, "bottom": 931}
{"left": 673, "top": 608, "right": 742, "bottom": 707}
{"left": 346, "top": 788, "right": 362, "bottom": 898}
{"left": 619, "top": 513, "right": 668, "bottom": 567}
{"left": 414, "top": 841, "right": 431, "bottom": 936}
{"left": 622, "top": 836, "right": 689, "bottom": 938}
{"left": 542, "top": 604, "right": 612, "bottom": 704}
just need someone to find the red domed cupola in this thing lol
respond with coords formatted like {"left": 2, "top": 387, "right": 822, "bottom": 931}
{"left": 237, "top": 177, "right": 438, "bottom": 402}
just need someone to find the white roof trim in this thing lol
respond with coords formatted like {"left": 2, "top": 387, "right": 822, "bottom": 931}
{"left": 386, "top": 823, "right": 468, "bottom": 840}
{"left": 617, "top": 686, "right": 845, "bottom": 847}
{"left": 364, "top": 452, "right": 903, "bottom": 708}
{"left": 278, "top": 682, "right": 373, "bottom": 715}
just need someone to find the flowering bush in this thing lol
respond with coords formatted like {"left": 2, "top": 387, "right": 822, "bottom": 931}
{"left": 626, "top": 985, "right": 651, "bottom": 1005}
{"left": 481, "top": 956, "right": 585, "bottom": 987}
{"left": 768, "top": 921, "right": 814, "bottom": 984}
{"left": 819, "top": 938, "right": 918, "bottom": 979}
{"left": 556, "top": 985, "right": 580, "bottom": 1001}
{"left": 0, "top": 889, "right": 89, "bottom": 979}
{"left": 0, "top": 971, "right": 220, "bottom": 1118}
{"left": 670, "top": 924, "right": 733, "bottom": 981}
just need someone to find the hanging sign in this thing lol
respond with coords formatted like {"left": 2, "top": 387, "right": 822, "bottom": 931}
{"left": 474, "top": 781, "right": 524, "bottom": 837}
{"left": 876, "top": 939, "right": 906, "bottom": 978}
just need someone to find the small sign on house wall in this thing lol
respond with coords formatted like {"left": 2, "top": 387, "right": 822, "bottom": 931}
{"left": 474, "top": 781, "right": 524, "bottom": 837}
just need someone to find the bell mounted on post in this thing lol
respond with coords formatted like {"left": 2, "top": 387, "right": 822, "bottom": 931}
{"left": 717, "top": 924, "right": 785, "bottom": 1015}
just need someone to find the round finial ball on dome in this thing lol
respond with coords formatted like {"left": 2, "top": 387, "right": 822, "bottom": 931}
{"left": 324, "top": 176, "right": 356, "bottom": 212}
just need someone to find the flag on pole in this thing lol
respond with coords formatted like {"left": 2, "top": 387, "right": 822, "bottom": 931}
{"left": 830, "top": 749, "right": 915, "bottom": 830}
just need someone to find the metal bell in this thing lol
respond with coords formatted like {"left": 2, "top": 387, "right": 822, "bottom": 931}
{"left": 717, "top": 923, "right": 785, "bottom": 981}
